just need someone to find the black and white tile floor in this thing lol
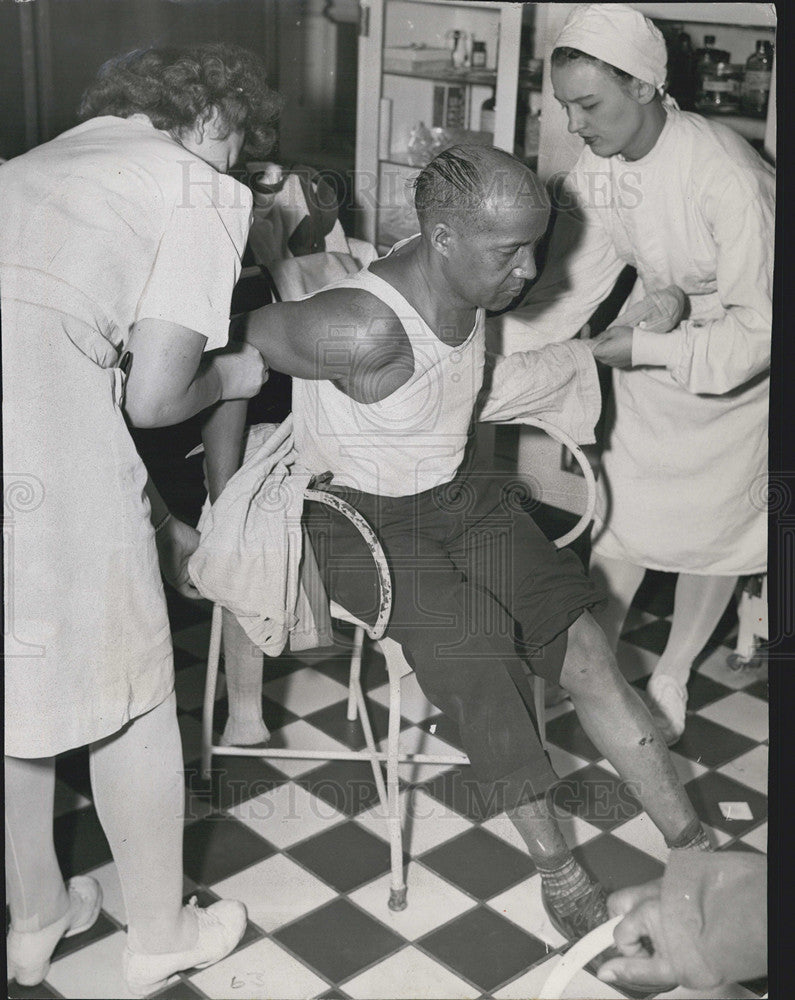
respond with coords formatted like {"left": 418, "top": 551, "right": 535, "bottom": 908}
{"left": 10, "top": 574, "right": 768, "bottom": 1000}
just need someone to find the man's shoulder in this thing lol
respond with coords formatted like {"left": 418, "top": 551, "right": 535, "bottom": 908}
{"left": 311, "top": 284, "right": 406, "bottom": 338}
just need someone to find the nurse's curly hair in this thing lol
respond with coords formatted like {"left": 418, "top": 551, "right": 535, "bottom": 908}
{"left": 551, "top": 46, "right": 635, "bottom": 86}
{"left": 78, "top": 43, "right": 282, "bottom": 158}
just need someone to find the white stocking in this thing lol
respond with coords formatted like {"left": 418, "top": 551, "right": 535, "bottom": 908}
{"left": 89, "top": 693, "right": 195, "bottom": 954}
{"left": 5, "top": 755, "right": 69, "bottom": 931}
{"left": 653, "top": 573, "right": 738, "bottom": 686}
{"left": 588, "top": 553, "right": 647, "bottom": 650}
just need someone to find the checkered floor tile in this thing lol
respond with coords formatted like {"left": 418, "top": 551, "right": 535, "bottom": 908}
{"left": 10, "top": 573, "right": 768, "bottom": 1000}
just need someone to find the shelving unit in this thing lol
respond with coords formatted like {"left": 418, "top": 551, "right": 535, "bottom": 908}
{"left": 638, "top": 2, "right": 776, "bottom": 152}
{"left": 355, "top": 0, "right": 523, "bottom": 249}
{"left": 384, "top": 67, "right": 498, "bottom": 86}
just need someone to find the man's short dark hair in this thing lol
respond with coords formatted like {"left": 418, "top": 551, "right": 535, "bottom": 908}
{"left": 414, "top": 144, "right": 545, "bottom": 234}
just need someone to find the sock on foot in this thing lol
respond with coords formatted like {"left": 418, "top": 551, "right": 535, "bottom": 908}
{"left": 535, "top": 852, "right": 597, "bottom": 916}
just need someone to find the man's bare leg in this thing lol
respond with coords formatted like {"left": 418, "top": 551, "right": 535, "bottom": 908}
{"left": 559, "top": 611, "right": 709, "bottom": 847}
{"left": 219, "top": 610, "right": 269, "bottom": 746}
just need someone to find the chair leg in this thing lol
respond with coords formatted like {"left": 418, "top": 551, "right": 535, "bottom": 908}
{"left": 347, "top": 625, "right": 365, "bottom": 722}
{"left": 382, "top": 646, "right": 407, "bottom": 911}
{"left": 351, "top": 639, "right": 389, "bottom": 811}
{"left": 202, "top": 604, "right": 224, "bottom": 780}
{"left": 533, "top": 675, "right": 546, "bottom": 751}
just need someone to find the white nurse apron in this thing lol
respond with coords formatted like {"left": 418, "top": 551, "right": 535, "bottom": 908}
{"left": 4, "top": 293, "right": 173, "bottom": 758}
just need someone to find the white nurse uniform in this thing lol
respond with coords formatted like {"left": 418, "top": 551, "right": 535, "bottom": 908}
{"left": 510, "top": 107, "right": 773, "bottom": 575}
{"left": 1, "top": 115, "right": 251, "bottom": 756}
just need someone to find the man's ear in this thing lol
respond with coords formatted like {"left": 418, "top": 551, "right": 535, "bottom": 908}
{"left": 430, "top": 221, "right": 454, "bottom": 258}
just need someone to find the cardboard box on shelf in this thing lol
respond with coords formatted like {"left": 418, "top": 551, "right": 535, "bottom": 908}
{"left": 384, "top": 45, "right": 451, "bottom": 73}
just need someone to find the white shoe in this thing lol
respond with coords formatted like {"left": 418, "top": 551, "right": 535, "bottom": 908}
{"left": 7, "top": 875, "right": 103, "bottom": 986}
{"left": 122, "top": 897, "right": 247, "bottom": 996}
{"left": 646, "top": 674, "right": 688, "bottom": 746}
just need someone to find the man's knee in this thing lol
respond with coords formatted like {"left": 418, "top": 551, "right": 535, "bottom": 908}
{"left": 559, "top": 611, "right": 620, "bottom": 695}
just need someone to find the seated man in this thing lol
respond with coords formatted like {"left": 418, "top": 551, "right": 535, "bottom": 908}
{"left": 204, "top": 145, "right": 711, "bottom": 951}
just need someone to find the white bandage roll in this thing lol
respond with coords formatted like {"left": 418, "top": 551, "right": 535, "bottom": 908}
{"left": 539, "top": 915, "right": 622, "bottom": 998}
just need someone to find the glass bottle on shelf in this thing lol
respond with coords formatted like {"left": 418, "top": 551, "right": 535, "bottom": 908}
{"left": 741, "top": 40, "right": 774, "bottom": 118}
{"left": 693, "top": 35, "right": 730, "bottom": 108}
{"left": 447, "top": 29, "right": 470, "bottom": 69}
{"left": 471, "top": 40, "right": 487, "bottom": 69}
{"left": 696, "top": 61, "right": 741, "bottom": 114}
{"left": 523, "top": 111, "right": 541, "bottom": 162}
{"left": 514, "top": 86, "right": 541, "bottom": 163}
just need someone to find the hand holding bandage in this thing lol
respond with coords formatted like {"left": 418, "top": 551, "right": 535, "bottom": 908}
{"left": 589, "top": 286, "right": 687, "bottom": 368}
{"left": 620, "top": 285, "right": 687, "bottom": 333}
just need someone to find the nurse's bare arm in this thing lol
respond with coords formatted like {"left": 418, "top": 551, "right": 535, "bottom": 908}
{"left": 202, "top": 398, "right": 250, "bottom": 503}
{"left": 124, "top": 318, "right": 267, "bottom": 428}
{"left": 143, "top": 476, "right": 202, "bottom": 598}
{"left": 235, "top": 288, "right": 414, "bottom": 403}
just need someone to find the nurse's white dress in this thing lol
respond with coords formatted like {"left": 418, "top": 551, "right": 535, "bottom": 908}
{"left": 511, "top": 108, "right": 773, "bottom": 576}
{"left": 1, "top": 116, "right": 251, "bottom": 757}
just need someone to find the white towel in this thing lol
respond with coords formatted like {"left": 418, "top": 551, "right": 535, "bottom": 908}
{"left": 188, "top": 415, "right": 333, "bottom": 655}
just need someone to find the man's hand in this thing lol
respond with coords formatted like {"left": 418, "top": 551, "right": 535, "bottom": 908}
{"left": 155, "top": 516, "right": 203, "bottom": 599}
{"left": 589, "top": 325, "right": 634, "bottom": 368}
{"left": 597, "top": 881, "right": 678, "bottom": 990}
{"left": 213, "top": 342, "right": 269, "bottom": 400}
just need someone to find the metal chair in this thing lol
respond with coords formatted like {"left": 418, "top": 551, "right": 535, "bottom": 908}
{"left": 200, "top": 414, "right": 596, "bottom": 911}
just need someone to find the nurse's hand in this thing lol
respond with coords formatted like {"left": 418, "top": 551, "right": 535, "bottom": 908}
{"left": 214, "top": 342, "right": 270, "bottom": 400}
{"left": 620, "top": 286, "right": 687, "bottom": 334}
{"left": 589, "top": 325, "right": 634, "bottom": 368}
{"left": 155, "top": 516, "right": 203, "bottom": 599}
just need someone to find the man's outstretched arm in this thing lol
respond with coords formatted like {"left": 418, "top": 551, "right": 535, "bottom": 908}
{"left": 235, "top": 289, "right": 414, "bottom": 404}
{"left": 203, "top": 289, "right": 415, "bottom": 504}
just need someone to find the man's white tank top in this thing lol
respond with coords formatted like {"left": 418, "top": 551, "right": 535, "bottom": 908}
{"left": 292, "top": 266, "right": 486, "bottom": 497}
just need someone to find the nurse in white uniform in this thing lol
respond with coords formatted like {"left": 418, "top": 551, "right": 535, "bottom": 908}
{"left": 2, "top": 44, "right": 272, "bottom": 994}
{"left": 512, "top": 4, "right": 773, "bottom": 744}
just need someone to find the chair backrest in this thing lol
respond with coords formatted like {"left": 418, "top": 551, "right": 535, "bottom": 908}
{"left": 304, "top": 487, "right": 392, "bottom": 641}
{"left": 500, "top": 415, "right": 597, "bottom": 549}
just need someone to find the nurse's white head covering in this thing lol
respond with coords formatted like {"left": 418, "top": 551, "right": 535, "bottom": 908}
{"left": 554, "top": 3, "right": 674, "bottom": 101}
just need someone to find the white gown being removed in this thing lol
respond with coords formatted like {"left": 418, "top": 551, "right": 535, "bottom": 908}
{"left": 507, "top": 108, "right": 773, "bottom": 575}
